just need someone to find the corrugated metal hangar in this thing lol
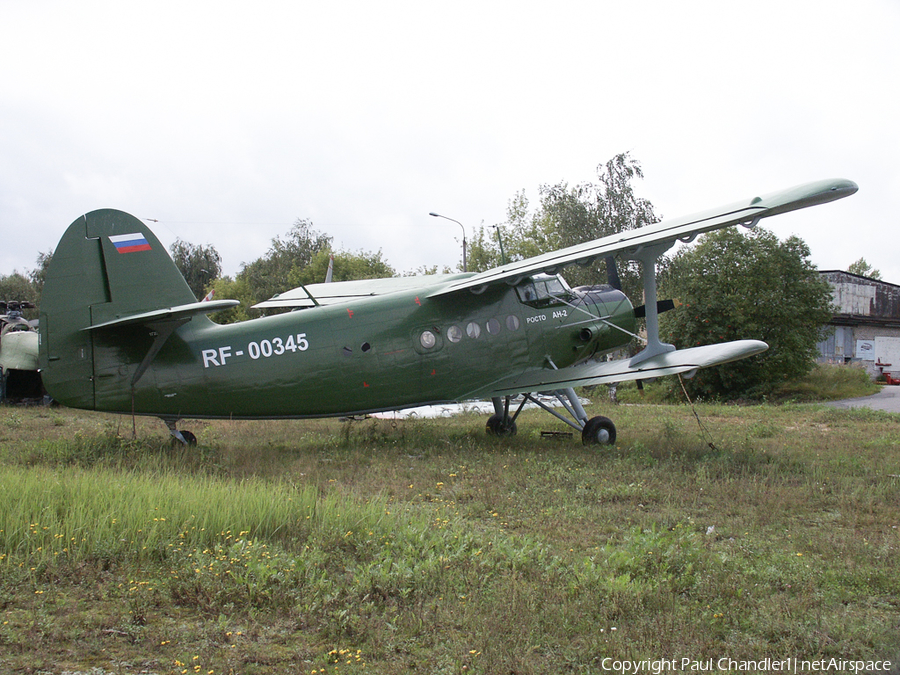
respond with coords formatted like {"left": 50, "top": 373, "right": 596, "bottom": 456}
{"left": 817, "top": 271, "right": 900, "bottom": 379}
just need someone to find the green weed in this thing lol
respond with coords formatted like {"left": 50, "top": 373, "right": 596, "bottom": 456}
{"left": 0, "top": 404, "right": 899, "bottom": 673}
{"left": 772, "top": 363, "right": 880, "bottom": 401}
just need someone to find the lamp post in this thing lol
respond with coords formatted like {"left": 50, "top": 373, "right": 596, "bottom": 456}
{"left": 429, "top": 212, "right": 467, "bottom": 272}
{"left": 491, "top": 225, "right": 507, "bottom": 265}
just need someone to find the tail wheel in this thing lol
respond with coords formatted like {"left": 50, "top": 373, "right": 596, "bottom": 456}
{"left": 170, "top": 429, "right": 198, "bottom": 446}
{"left": 486, "top": 414, "right": 517, "bottom": 437}
{"left": 582, "top": 416, "right": 616, "bottom": 446}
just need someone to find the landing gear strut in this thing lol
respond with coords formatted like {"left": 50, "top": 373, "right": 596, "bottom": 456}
{"left": 486, "top": 388, "right": 616, "bottom": 446}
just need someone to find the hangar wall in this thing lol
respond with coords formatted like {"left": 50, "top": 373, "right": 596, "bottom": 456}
{"left": 817, "top": 271, "right": 900, "bottom": 378}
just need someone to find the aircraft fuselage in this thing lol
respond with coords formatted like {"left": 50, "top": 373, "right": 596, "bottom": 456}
{"left": 88, "top": 279, "right": 634, "bottom": 418}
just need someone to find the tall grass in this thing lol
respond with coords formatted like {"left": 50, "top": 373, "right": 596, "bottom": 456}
{"left": 0, "top": 458, "right": 477, "bottom": 576}
{"left": 1, "top": 403, "right": 899, "bottom": 673}
{"left": 0, "top": 466, "right": 320, "bottom": 566}
{"left": 772, "top": 362, "right": 880, "bottom": 401}
{"left": 615, "top": 362, "right": 881, "bottom": 403}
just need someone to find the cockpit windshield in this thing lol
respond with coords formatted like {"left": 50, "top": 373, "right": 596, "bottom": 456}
{"left": 515, "top": 274, "right": 574, "bottom": 307}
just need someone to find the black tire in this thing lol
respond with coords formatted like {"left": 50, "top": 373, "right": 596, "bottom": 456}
{"left": 582, "top": 416, "right": 616, "bottom": 446}
{"left": 486, "top": 414, "right": 517, "bottom": 437}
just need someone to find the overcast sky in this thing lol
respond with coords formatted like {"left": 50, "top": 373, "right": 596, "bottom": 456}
{"left": 1, "top": 1, "right": 897, "bottom": 286}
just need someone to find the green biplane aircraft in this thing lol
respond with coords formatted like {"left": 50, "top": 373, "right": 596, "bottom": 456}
{"left": 38, "top": 178, "right": 857, "bottom": 445}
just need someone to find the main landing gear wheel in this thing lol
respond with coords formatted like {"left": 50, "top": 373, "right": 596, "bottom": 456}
{"left": 486, "top": 414, "right": 517, "bottom": 437}
{"left": 582, "top": 416, "right": 616, "bottom": 446}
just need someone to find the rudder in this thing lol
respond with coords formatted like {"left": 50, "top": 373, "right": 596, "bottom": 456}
{"left": 40, "top": 209, "right": 197, "bottom": 408}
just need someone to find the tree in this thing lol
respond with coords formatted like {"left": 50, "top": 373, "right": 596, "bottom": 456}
{"left": 0, "top": 252, "right": 54, "bottom": 318}
{"left": 208, "top": 219, "right": 398, "bottom": 320}
{"left": 847, "top": 257, "right": 882, "bottom": 280}
{"left": 401, "top": 264, "right": 451, "bottom": 276}
{"left": 169, "top": 239, "right": 223, "bottom": 300}
{"left": 29, "top": 250, "right": 53, "bottom": 299}
{"left": 205, "top": 276, "right": 254, "bottom": 324}
{"left": 467, "top": 190, "right": 555, "bottom": 272}
{"left": 467, "top": 152, "right": 659, "bottom": 300}
{"left": 536, "top": 152, "right": 659, "bottom": 295}
{"left": 239, "top": 219, "right": 332, "bottom": 305}
{"left": 287, "top": 249, "right": 395, "bottom": 287}
{"left": 660, "top": 228, "right": 834, "bottom": 399}
{"left": 0, "top": 272, "right": 38, "bottom": 308}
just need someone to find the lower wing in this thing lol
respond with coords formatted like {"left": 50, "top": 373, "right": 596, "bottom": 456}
{"left": 478, "top": 340, "right": 768, "bottom": 397}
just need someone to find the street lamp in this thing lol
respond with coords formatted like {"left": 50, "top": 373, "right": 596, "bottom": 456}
{"left": 491, "top": 225, "right": 507, "bottom": 265}
{"left": 429, "top": 212, "right": 467, "bottom": 272}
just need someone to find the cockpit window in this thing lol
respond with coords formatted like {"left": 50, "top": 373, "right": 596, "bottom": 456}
{"left": 516, "top": 274, "right": 573, "bottom": 307}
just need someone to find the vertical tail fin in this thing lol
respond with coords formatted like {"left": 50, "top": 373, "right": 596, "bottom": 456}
{"left": 39, "top": 209, "right": 197, "bottom": 408}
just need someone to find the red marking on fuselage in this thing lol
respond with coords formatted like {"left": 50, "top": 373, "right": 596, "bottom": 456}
{"left": 347, "top": 309, "right": 354, "bottom": 318}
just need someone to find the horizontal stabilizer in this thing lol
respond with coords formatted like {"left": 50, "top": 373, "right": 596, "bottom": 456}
{"left": 482, "top": 339, "right": 768, "bottom": 398}
{"left": 84, "top": 299, "right": 240, "bottom": 331}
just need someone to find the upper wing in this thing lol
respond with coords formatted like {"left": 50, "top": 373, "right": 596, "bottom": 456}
{"left": 252, "top": 178, "right": 856, "bottom": 310}
{"left": 253, "top": 273, "right": 471, "bottom": 309}
{"left": 469, "top": 339, "right": 768, "bottom": 398}
{"left": 429, "top": 178, "right": 858, "bottom": 298}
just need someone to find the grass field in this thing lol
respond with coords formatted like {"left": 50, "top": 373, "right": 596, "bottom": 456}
{"left": 1, "top": 388, "right": 899, "bottom": 674}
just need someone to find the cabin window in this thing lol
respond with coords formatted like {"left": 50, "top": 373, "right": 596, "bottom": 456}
{"left": 486, "top": 318, "right": 501, "bottom": 335}
{"left": 466, "top": 322, "right": 481, "bottom": 339}
{"left": 515, "top": 274, "right": 573, "bottom": 308}
{"left": 420, "top": 330, "right": 436, "bottom": 349}
{"left": 506, "top": 315, "right": 520, "bottom": 331}
{"left": 447, "top": 325, "right": 463, "bottom": 343}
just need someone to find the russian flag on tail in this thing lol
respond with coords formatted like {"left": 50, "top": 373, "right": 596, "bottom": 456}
{"left": 110, "top": 233, "right": 152, "bottom": 254}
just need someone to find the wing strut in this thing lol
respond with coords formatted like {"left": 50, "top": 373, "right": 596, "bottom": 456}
{"left": 520, "top": 389, "right": 590, "bottom": 432}
{"left": 629, "top": 242, "right": 676, "bottom": 367}
{"left": 131, "top": 319, "right": 189, "bottom": 387}
{"left": 126, "top": 318, "right": 191, "bottom": 441}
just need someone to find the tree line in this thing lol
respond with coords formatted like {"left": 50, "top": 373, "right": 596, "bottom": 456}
{"left": 3, "top": 152, "right": 875, "bottom": 399}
